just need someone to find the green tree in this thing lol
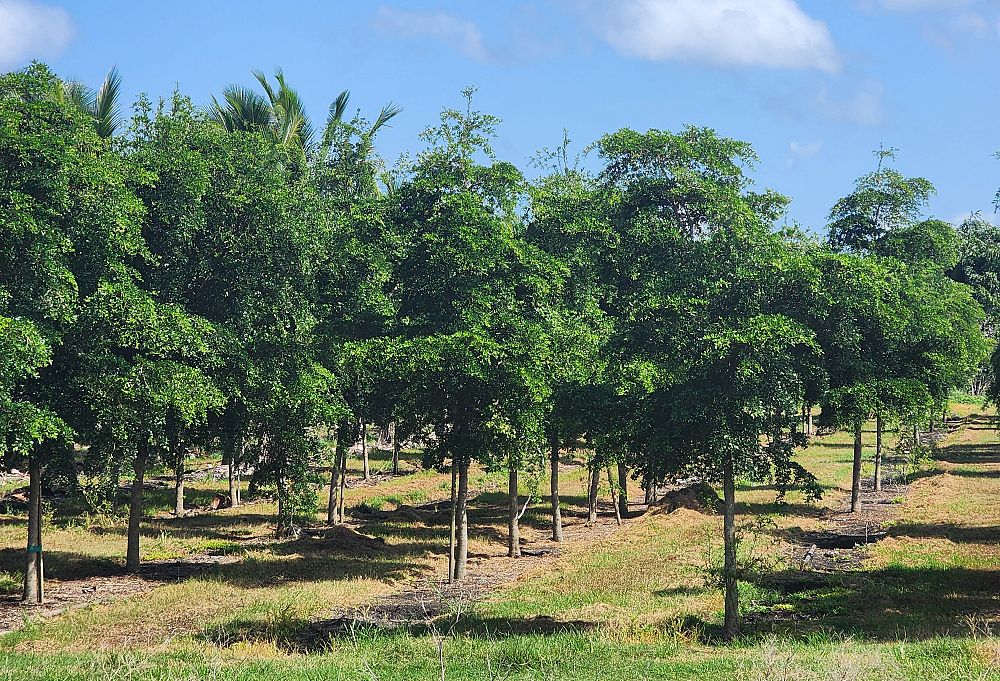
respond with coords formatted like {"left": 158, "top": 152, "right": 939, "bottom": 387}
{"left": 0, "top": 63, "right": 146, "bottom": 595}
{"left": 828, "top": 146, "right": 934, "bottom": 253}
{"left": 385, "top": 90, "right": 560, "bottom": 577}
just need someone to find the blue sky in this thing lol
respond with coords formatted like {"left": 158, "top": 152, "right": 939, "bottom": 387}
{"left": 2, "top": 0, "right": 998, "bottom": 230}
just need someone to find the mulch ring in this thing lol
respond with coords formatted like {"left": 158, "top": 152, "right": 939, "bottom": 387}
{"left": 0, "top": 554, "right": 236, "bottom": 634}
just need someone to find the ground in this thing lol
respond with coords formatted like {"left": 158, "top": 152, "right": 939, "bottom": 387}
{"left": 0, "top": 401, "right": 996, "bottom": 680}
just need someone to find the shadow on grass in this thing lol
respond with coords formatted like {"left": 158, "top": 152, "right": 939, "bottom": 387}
{"left": 887, "top": 522, "right": 1000, "bottom": 543}
{"left": 748, "top": 564, "right": 1000, "bottom": 640}
{"left": 201, "top": 611, "right": 600, "bottom": 654}
{"left": 935, "top": 445, "right": 1000, "bottom": 465}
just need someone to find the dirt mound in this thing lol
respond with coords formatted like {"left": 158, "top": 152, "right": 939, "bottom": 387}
{"left": 299, "top": 526, "right": 387, "bottom": 552}
{"left": 649, "top": 482, "right": 720, "bottom": 515}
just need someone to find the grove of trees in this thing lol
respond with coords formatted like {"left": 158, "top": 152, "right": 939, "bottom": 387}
{"left": 1, "top": 64, "right": 994, "bottom": 637}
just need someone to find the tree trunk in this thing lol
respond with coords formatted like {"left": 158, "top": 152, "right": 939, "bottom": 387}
{"left": 722, "top": 453, "right": 739, "bottom": 639}
{"left": 228, "top": 432, "right": 244, "bottom": 508}
{"left": 361, "top": 421, "right": 370, "bottom": 480}
{"left": 327, "top": 430, "right": 344, "bottom": 525}
{"left": 454, "top": 457, "right": 469, "bottom": 580}
{"left": 807, "top": 404, "right": 813, "bottom": 437}
{"left": 22, "top": 454, "right": 43, "bottom": 604}
{"left": 126, "top": 437, "right": 148, "bottom": 571}
{"left": 391, "top": 423, "right": 400, "bottom": 476}
{"left": 607, "top": 466, "right": 622, "bottom": 526}
{"left": 587, "top": 464, "right": 599, "bottom": 523}
{"left": 508, "top": 467, "right": 520, "bottom": 558}
{"left": 448, "top": 460, "right": 457, "bottom": 583}
{"left": 616, "top": 460, "right": 628, "bottom": 518}
{"left": 913, "top": 424, "right": 919, "bottom": 445}
{"left": 874, "top": 413, "right": 883, "bottom": 493}
{"left": 851, "top": 420, "right": 863, "bottom": 513}
{"left": 549, "top": 432, "right": 563, "bottom": 542}
{"left": 337, "top": 435, "right": 348, "bottom": 523}
{"left": 174, "top": 451, "right": 185, "bottom": 517}
{"left": 276, "top": 468, "right": 287, "bottom": 538}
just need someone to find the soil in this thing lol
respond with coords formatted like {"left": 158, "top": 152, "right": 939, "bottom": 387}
{"left": 791, "top": 420, "right": 960, "bottom": 572}
{"left": 0, "top": 555, "right": 237, "bottom": 634}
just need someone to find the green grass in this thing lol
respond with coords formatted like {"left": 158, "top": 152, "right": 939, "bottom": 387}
{"left": 0, "top": 401, "right": 997, "bottom": 679}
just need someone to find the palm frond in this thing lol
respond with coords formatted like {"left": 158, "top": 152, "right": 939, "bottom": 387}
{"left": 92, "top": 66, "right": 123, "bottom": 138}
{"left": 370, "top": 101, "right": 402, "bottom": 136}
{"left": 61, "top": 80, "right": 94, "bottom": 113}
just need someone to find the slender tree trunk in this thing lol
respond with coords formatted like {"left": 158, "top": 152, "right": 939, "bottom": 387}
{"left": 22, "top": 454, "right": 43, "bottom": 604}
{"left": 228, "top": 434, "right": 243, "bottom": 508}
{"left": 276, "top": 467, "right": 286, "bottom": 538}
{"left": 174, "top": 450, "right": 185, "bottom": 517}
{"left": 454, "top": 457, "right": 469, "bottom": 580}
{"left": 587, "top": 464, "right": 599, "bottom": 523}
{"left": 874, "top": 413, "right": 883, "bottom": 493}
{"left": 549, "top": 432, "right": 563, "bottom": 542}
{"left": 616, "top": 460, "right": 628, "bottom": 518}
{"left": 361, "top": 420, "right": 370, "bottom": 480}
{"left": 607, "top": 466, "right": 622, "bottom": 526}
{"left": 337, "top": 435, "right": 348, "bottom": 523}
{"left": 448, "top": 460, "right": 457, "bottom": 583}
{"left": 391, "top": 423, "right": 400, "bottom": 476}
{"left": 508, "top": 467, "right": 520, "bottom": 558}
{"left": 807, "top": 404, "right": 814, "bottom": 437}
{"left": 913, "top": 424, "right": 919, "bottom": 445}
{"left": 327, "top": 431, "right": 344, "bottom": 525}
{"left": 851, "top": 420, "right": 863, "bottom": 513}
{"left": 722, "top": 453, "right": 739, "bottom": 639}
{"left": 126, "top": 436, "right": 148, "bottom": 571}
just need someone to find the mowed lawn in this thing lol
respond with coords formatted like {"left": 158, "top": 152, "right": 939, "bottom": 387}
{"left": 0, "top": 402, "right": 997, "bottom": 680}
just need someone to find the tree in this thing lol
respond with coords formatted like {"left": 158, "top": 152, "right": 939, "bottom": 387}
{"left": 527, "top": 133, "right": 611, "bottom": 540}
{"left": 584, "top": 125, "right": 819, "bottom": 638}
{"left": 828, "top": 146, "right": 934, "bottom": 253}
{"left": 385, "top": 90, "right": 559, "bottom": 578}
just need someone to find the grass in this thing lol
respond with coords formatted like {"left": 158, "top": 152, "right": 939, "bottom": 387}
{"left": 0, "top": 409, "right": 997, "bottom": 679}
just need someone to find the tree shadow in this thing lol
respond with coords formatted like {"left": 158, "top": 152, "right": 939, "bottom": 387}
{"left": 886, "top": 522, "right": 1000, "bottom": 543}
{"left": 748, "top": 564, "right": 1000, "bottom": 640}
{"left": 935, "top": 446, "right": 1000, "bottom": 465}
{"left": 201, "top": 611, "right": 599, "bottom": 654}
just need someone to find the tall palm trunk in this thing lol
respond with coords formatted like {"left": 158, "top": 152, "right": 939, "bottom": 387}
{"left": 126, "top": 436, "right": 149, "bottom": 571}
{"left": 22, "top": 454, "right": 43, "bottom": 604}
{"left": 549, "top": 432, "right": 562, "bottom": 542}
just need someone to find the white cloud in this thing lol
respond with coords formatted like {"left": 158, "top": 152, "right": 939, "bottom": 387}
{"left": 374, "top": 5, "right": 490, "bottom": 61}
{"left": 878, "top": 0, "right": 971, "bottom": 11}
{"left": 0, "top": 0, "right": 72, "bottom": 69}
{"left": 789, "top": 140, "right": 824, "bottom": 159}
{"left": 578, "top": 0, "right": 840, "bottom": 72}
{"left": 816, "top": 79, "right": 887, "bottom": 127}
{"left": 786, "top": 139, "right": 823, "bottom": 168}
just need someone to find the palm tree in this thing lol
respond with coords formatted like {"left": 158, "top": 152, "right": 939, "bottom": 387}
{"left": 211, "top": 69, "right": 319, "bottom": 149}
{"left": 61, "top": 66, "right": 123, "bottom": 139}
{"left": 211, "top": 69, "right": 401, "bottom": 157}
